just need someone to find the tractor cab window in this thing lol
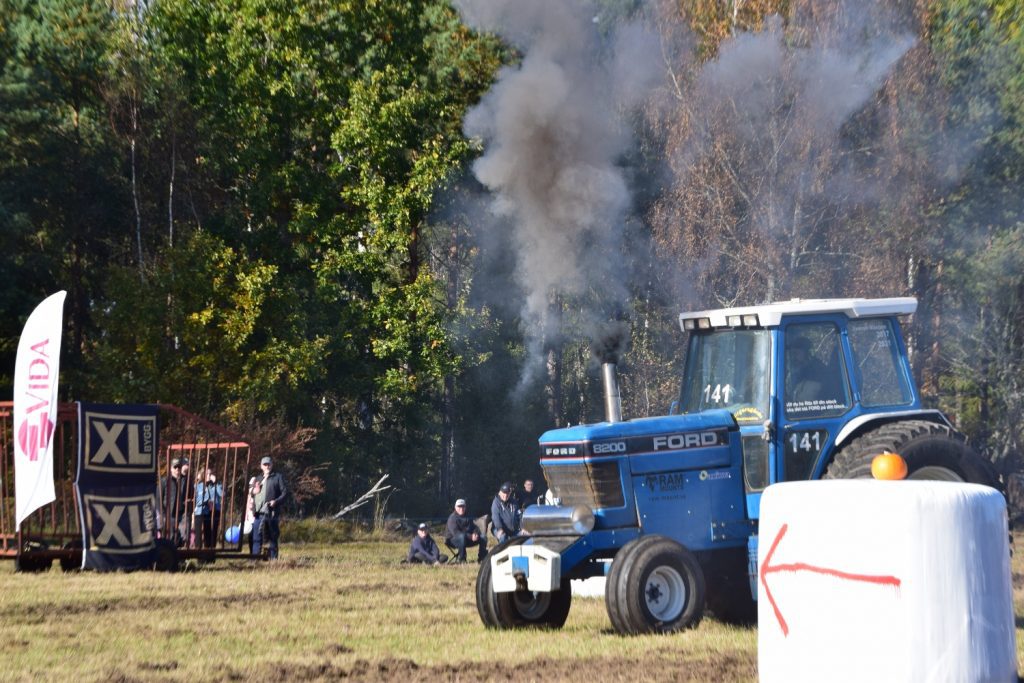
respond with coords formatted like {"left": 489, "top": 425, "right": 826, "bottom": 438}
{"left": 847, "top": 319, "right": 913, "bottom": 407}
{"left": 784, "top": 322, "right": 851, "bottom": 419}
{"left": 679, "top": 329, "right": 771, "bottom": 425}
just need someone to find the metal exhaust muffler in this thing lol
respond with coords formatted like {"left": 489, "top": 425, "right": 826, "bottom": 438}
{"left": 602, "top": 362, "right": 622, "bottom": 423}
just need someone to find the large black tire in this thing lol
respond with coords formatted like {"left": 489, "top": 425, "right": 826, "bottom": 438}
{"left": 475, "top": 537, "right": 524, "bottom": 629}
{"left": 703, "top": 547, "right": 757, "bottom": 625}
{"left": 605, "top": 535, "right": 705, "bottom": 635}
{"left": 604, "top": 536, "right": 650, "bottom": 634}
{"left": 825, "top": 420, "right": 1000, "bottom": 487}
{"left": 153, "top": 539, "right": 180, "bottom": 573}
{"left": 494, "top": 577, "right": 572, "bottom": 629}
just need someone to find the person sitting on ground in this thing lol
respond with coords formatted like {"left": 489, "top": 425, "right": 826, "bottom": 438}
{"left": 490, "top": 481, "right": 522, "bottom": 544}
{"left": 407, "top": 523, "right": 446, "bottom": 566}
{"left": 444, "top": 499, "right": 487, "bottom": 563}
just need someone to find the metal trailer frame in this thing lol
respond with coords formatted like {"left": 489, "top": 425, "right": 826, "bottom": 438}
{"left": 0, "top": 401, "right": 259, "bottom": 571}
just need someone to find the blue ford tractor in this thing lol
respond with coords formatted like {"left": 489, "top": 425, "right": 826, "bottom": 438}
{"left": 476, "top": 298, "right": 999, "bottom": 633}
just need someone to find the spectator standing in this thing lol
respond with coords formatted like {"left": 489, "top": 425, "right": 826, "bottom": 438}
{"left": 407, "top": 523, "right": 446, "bottom": 565}
{"left": 244, "top": 476, "right": 259, "bottom": 553}
{"left": 490, "top": 482, "right": 521, "bottom": 544}
{"left": 179, "top": 458, "right": 194, "bottom": 546}
{"left": 159, "top": 458, "right": 184, "bottom": 545}
{"left": 444, "top": 499, "right": 487, "bottom": 563}
{"left": 252, "top": 456, "right": 288, "bottom": 559}
{"left": 194, "top": 468, "right": 223, "bottom": 548}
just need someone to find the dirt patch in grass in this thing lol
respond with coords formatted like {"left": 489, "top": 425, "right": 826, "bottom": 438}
{"left": 6, "top": 595, "right": 180, "bottom": 620}
{"left": 254, "top": 653, "right": 757, "bottom": 681}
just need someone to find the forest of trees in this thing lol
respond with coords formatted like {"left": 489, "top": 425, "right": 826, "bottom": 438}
{"left": 2, "top": 0, "right": 1022, "bottom": 517}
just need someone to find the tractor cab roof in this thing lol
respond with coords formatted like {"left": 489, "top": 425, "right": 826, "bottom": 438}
{"left": 678, "top": 297, "right": 917, "bottom": 331}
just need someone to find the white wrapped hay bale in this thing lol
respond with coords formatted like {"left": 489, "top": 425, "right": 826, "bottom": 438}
{"left": 758, "top": 480, "right": 1016, "bottom": 683}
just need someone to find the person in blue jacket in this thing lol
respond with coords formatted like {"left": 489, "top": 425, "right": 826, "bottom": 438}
{"left": 490, "top": 482, "right": 521, "bottom": 544}
{"left": 193, "top": 468, "right": 223, "bottom": 548}
{"left": 407, "top": 523, "right": 446, "bottom": 565}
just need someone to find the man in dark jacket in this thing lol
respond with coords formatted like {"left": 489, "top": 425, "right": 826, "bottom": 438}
{"left": 444, "top": 499, "right": 487, "bottom": 563}
{"left": 159, "top": 458, "right": 185, "bottom": 546}
{"left": 252, "top": 456, "right": 288, "bottom": 559}
{"left": 490, "top": 482, "right": 521, "bottom": 544}
{"left": 519, "top": 478, "right": 539, "bottom": 510}
{"left": 407, "top": 523, "right": 446, "bottom": 565}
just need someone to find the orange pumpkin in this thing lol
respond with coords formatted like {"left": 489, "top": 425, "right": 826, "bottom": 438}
{"left": 871, "top": 452, "right": 908, "bottom": 480}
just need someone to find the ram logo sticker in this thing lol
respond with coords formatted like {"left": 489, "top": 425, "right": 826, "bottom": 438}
{"left": 646, "top": 473, "right": 685, "bottom": 492}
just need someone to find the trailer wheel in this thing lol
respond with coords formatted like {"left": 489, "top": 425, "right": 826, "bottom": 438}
{"left": 606, "top": 535, "right": 705, "bottom": 635}
{"left": 494, "top": 578, "right": 572, "bottom": 629}
{"left": 60, "top": 539, "right": 83, "bottom": 572}
{"left": 475, "top": 537, "right": 525, "bottom": 629}
{"left": 153, "top": 539, "right": 180, "bottom": 573}
{"left": 15, "top": 539, "right": 52, "bottom": 573}
{"left": 825, "top": 420, "right": 999, "bottom": 488}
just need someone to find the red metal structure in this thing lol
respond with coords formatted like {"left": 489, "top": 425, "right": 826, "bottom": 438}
{"left": 0, "top": 401, "right": 258, "bottom": 571}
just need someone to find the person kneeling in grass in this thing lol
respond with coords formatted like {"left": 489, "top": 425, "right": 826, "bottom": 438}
{"left": 407, "top": 523, "right": 447, "bottom": 566}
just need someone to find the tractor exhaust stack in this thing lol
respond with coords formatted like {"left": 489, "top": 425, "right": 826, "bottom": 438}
{"left": 602, "top": 362, "right": 623, "bottom": 423}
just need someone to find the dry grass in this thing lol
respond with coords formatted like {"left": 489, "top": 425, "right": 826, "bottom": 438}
{"left": 1, "top": 531, "right": 1022, "bottom": 681}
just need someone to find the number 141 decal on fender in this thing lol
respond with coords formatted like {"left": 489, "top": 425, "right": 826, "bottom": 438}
{"left": 782, "top": 429, "right": 828, "bottom": 479}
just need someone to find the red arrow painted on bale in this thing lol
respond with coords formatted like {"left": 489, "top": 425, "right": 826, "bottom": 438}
{"left": 759, "top": 523, "right": 901, "bottom": 636}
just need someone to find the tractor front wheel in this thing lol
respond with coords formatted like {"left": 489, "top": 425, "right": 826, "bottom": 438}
{"left": 825, "top": 420, "right": 999, "bottom": 487}
{"left": 605, "top": 535, "right": 705, "bottom": 635}
{"left": 494, "top": 579, "right": 572, "bottom": 629}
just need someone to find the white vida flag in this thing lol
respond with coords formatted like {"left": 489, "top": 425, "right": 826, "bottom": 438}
{"left": 13, "top": 291, "right": 66, "bottom": 530}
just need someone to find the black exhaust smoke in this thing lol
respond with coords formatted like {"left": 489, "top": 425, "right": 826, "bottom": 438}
{"left": 593, "top": 321, "right": 629, "bottom": 423}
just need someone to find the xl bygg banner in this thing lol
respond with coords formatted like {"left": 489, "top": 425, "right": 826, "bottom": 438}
{"left": 13, "top": 290, "right": 66, "bottom": 531}
{"left": 76, "top": 402, "right": 160, "bottom": 570}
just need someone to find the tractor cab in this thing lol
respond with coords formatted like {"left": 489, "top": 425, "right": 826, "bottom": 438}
{"left": 677, "top": 297, "right": 921, "bottom": 518}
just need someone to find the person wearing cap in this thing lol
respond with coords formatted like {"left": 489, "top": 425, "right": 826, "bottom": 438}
{"left": 252, "top": 456, "right": 288, "bottom": 559}
{"left": 159, "top": 458, "right": 185, "bottom": 546}
{"left": 490, "top": 482, "right": 522, "bottom": 544}
{"left": 407, "top": 523, "right": 446, "bottom": 566}
{"left": 444, "top": 499, "right": 487, "bottom": 563}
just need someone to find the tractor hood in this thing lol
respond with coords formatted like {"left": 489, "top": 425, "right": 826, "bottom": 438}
{"left": 539, "top": 409, "right": 737, "bottom": 450}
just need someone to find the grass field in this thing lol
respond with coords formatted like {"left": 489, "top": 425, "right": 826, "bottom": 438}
{"left": 1, "top": 527, "right": 1022, "bottom": 682}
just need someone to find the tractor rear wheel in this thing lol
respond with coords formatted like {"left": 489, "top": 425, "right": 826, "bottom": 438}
{"left": 605, "top": 535, "right": 705, "bottom": 635}
{"left": 704, "top": 547, "right": 757, "bottom": 625}
{"left": 825, "top": 420, "right": 999, "bottom": 487}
